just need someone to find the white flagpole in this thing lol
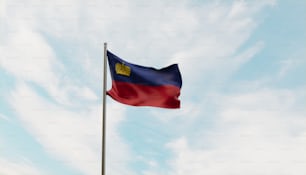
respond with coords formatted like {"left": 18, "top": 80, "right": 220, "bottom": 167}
{"left": 102, "top": 42, "right": 107, "bottom": 175}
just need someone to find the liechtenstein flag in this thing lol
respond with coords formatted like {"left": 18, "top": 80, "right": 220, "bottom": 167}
{"left": 107, "top": 51, "right": 182, "bottom": 109}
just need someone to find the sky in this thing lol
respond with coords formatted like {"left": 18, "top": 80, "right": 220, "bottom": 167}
{"left": 0, "top": 0, "right": 305, "bottom": 174}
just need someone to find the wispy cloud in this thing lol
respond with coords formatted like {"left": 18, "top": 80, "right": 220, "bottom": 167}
{"left": 0, "top": 0, "right": 6, "bottom": 18}
{"left": 278, "top": 57, "right": 306, "bottom": 79}
{"left": 9, "top": 83, "right": 100, "bottom": 174}
{"left": 0, "top": 158, "right": 47, "bottom": 175}
{"left": 0, "top": 27, "right": 97, "bottom": 106}
{"left": 9, "top": 82, "right": 133, "bottom": 175}
{"left": 163, "top": 88, "right": 306, "bottom": 175}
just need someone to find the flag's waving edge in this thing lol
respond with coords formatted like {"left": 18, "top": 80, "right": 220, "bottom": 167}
{"left": 106, "top": 51, "right": 182, "bottom": 109}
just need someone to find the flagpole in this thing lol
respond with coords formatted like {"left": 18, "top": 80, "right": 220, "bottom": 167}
{"left": 102, "top": 42, "right": 107, "bottom": 175}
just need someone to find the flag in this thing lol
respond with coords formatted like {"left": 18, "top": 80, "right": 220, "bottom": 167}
{"left": 107, "top": 51, "right": 182, "bottom": 109}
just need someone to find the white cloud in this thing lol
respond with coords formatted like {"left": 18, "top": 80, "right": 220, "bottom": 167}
{"left": 9, "top": 83, "right": 100, "bottom": 174}
{"left": 0, "top": 0, "right": 6, "bottom": 18}
{"left": 9, "top": 83, "right": 133, "bottom": 175}
{"left": 0, "top": 0, "right": 99, "bottom": 106}
{"left": 0, "top": 27, "right": 57, "bottom": 84}
{"left": 278, "top": 56, "right": 306, "bottom": 79}
{"left": 163, "top": 88, "right": 306, "bottom": 175}
{"left": 0, "top": 26, "right": 98, "bottom": 106}
{"left": 0, "top": 158, "right": 46, "bottom": 175}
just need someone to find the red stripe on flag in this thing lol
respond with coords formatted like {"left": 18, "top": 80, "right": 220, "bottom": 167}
{"left": 107, "top": 81, "right": 181, "bottom": 108}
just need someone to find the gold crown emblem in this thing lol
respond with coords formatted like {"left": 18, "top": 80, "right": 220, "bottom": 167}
{"left": 115, "top": 63, "right": 131, "bottom": 76}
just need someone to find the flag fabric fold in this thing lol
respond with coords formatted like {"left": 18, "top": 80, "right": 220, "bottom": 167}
{"left": 106, "top": 51, "right": 182, "bottom": 109}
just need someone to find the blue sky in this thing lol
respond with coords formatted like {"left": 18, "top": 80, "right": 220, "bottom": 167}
{"left": 0, "top": 0, "right": 305, "bottom": 174}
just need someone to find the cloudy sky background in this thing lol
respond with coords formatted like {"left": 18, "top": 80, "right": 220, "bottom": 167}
{"left": 0, "top": 0, "right": 305, "bottom": 174}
